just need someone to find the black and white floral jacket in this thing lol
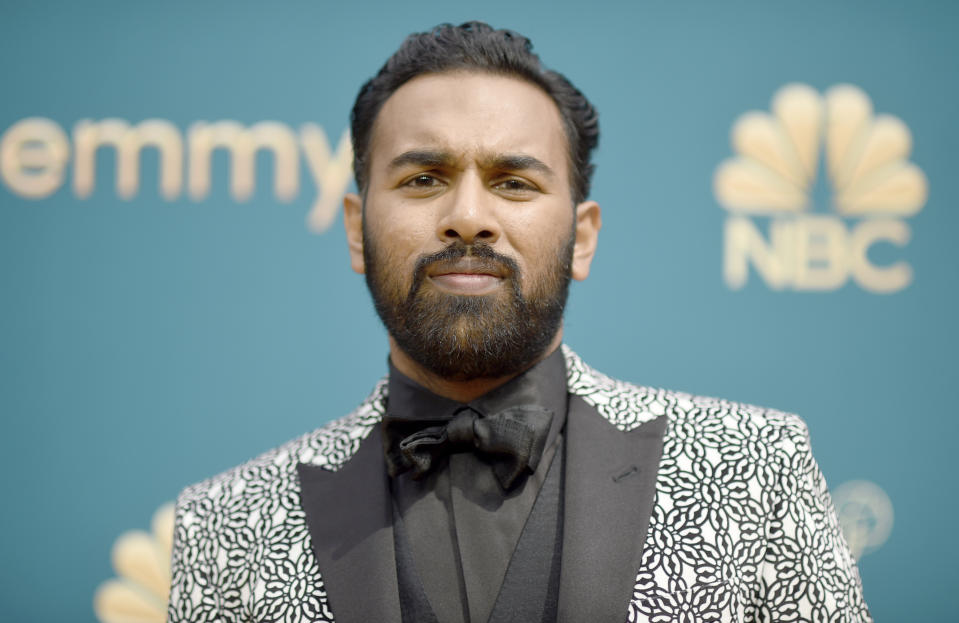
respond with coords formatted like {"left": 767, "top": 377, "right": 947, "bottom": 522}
{"left": 168, "top": 346, "right": 871, "bottom": 623}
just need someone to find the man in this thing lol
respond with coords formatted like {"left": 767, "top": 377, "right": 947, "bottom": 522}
{"left": 168, "top": 22, "right": 870, "bottom": 623}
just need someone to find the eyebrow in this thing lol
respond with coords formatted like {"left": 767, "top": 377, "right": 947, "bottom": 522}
{"left": 484, "top": 154, "right": 555, "bottom": 179}
{"left": 387, "top": 150, "right": 556, "bottom": 179}
{"left": 387, "top": 150, "right": 454, "bottom": 171}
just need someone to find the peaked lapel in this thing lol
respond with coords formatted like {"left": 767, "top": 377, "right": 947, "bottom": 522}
{"left": 557, "top": 395, "right": 667, "bottom": 623}
{"left": 297, "top": 425, "right": 402, "bottom": 623}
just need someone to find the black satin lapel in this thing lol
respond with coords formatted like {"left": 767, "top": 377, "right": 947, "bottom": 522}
{"left": 557, "top": 396, "right": 667, "bottom": 623}
{"left": 297, "top": 426, "right": 401, "bottom": 623}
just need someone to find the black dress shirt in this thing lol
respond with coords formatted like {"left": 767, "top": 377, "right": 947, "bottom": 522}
{"left": 384, "top": 347, "right": 569, "bottom": 623}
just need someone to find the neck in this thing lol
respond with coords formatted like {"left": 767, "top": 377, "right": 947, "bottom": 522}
{"left": 387, "top": 330, "right": 564, "bottom": 403}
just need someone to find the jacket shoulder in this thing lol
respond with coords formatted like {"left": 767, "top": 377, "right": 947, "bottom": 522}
{"left": 176, "top": 378, "right": 388, "bottom": 510}
{"left": 168, "top": 380, "right": 389, "bottom": 623}
{"left": 562, "top": 345, "right": 809, "bottom": 442}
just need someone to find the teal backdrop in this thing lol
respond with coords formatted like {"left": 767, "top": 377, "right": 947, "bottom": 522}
{"left": 1, "top": 0, "right": 956, "bottom": 620}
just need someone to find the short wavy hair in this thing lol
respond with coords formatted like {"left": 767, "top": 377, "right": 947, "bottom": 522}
{"left": 350, "top": 21, "right": 600, "bottom": 203}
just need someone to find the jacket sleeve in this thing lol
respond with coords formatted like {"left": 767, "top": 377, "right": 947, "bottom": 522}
{"left": 758, "top": 416, "right": 872, "bottom": 622}
{"left": 166, "top": 486, "right": 238, "bottom": 623}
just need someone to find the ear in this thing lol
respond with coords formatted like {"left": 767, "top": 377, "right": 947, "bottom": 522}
{"left": 571, "top": 200, "right": 601, "bottom": 281}
{"left": 343, "top": 192, "right": 366, "bottom": 274}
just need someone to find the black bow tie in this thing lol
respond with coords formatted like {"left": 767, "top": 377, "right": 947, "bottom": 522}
{"left": 383, "top": 405, "right": 554, "bottom": 490}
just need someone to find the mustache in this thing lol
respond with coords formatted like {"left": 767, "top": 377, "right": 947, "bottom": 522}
{"left": 408, "top": 242, "right": 520, "bottom": 296}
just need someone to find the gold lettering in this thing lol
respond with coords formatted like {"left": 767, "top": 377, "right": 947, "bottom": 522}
{"left": 2, "top": 116, "right": 354, "bottom": 235}
{"left": 300, "top": 125, "right": 353, "bottom": 232}
{"left": 724, "top": 216, "right": 793, "bottom": 290}
{"left": 794, "top": 216, "right": 847, "bottom": 290}
{"left": 849, "top": 219, "right": 912, "bottom": 293}
{"left": 0, "top": 117, "right": 70, "bottom": 199}
{"left": 73, "top": 119, "right": 182, "bottom": 200}
{"left": 187, "top": 120, "right": 298, "bottom": 202}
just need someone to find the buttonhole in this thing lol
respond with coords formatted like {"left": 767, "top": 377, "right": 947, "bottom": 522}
{"left": 612, "top": 465, "right": 639, "bottom": 483}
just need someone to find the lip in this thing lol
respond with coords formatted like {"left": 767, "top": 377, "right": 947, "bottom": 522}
{"left": 427, "top": 258, "right": 506, "bottom": 294}
{"left": 429, "top": 273, "right": 502, "bottom": 294}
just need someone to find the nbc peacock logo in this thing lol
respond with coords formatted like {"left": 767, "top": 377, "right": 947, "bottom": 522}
{"left": 714, "top": 83, "right": 928, "bottom": 293}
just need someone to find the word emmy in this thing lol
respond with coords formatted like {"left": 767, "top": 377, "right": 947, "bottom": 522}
{"left": 0, "top": 117, "right": 354, "bottom": 232}
{"left": 715, "top": 83, "right": 927, "bottom": 294}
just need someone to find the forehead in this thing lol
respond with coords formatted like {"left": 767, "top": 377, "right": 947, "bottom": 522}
{"left": 368, "top": 71, "right": 570, "bottom": 180}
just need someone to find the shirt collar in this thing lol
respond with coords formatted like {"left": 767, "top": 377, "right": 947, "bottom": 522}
{"left": 385, "top": 347, "right": 569, "bottom": 435}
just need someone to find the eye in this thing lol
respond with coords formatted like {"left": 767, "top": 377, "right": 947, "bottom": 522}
{"left": 398, "top": 173, "right": 447, "bottom": 196}
{"left": 493, "top": 177, "right": 539, "bottom": 195}
{"left": 404, "top": 174, "right": 442, "bottom": 188}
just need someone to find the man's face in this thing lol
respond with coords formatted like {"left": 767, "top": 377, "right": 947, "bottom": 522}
{"left": 344, "top": 71, "right": 599, "bottom": 381}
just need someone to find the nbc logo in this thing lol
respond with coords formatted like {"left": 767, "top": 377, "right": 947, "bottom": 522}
{"left": 714, "top": 84, "right": 928, "bottom": 293}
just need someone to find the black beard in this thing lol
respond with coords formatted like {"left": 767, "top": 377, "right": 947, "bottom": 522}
{"left": 364, "top": 234, "right": 573, "bottom": 381}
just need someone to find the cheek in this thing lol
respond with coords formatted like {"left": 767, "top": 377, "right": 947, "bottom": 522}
{"left": 364, "top": 209, "right": 427, "bottom": 270}
{"left": 505, "top": 211, "right": 574, "bottom": 272}
{"left": 384, "top": 212, "right": 435, "bottom": 239}
{"left": 364, "top": 223, "right": 410, "bottom": 287}
{"left": 367, "top": 201, "right": 439, "bottom": 260}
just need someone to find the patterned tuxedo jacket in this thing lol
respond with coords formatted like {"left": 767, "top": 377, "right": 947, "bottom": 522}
{"left": 168, "top": 347, "right": 871, "bottom": 623}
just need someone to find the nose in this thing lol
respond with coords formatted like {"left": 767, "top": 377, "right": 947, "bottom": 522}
{"left": 436, "top": 173, "right": 500, "bottom": 245}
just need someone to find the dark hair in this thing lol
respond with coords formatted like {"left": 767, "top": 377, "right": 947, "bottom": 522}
{"left": 350, "top": 21, "right": 599, "bottom": 203}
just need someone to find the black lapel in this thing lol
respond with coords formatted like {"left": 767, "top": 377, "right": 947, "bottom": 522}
{"left": 557, "top": 395, "right": 667, "bottom": 623}
{"left": 297, "top": 426, "right": 402, "bottom": 623}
